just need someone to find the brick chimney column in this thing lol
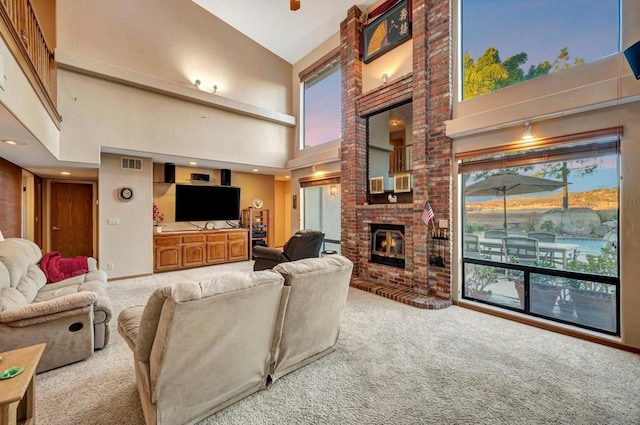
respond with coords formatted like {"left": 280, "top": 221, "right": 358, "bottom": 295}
{"left": 340, "top": 6, "right": 365, "bottom": 276}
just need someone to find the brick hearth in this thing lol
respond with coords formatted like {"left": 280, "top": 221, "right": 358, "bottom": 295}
{"left": 340, "top": 1, "right": 453, "bottom": 304}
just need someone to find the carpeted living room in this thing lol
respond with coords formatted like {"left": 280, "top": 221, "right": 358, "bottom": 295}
{"left": 2, "top": 0, "right": 640, "bottom": 424}
{"left": 34, "top": 262, "right": 640, "bottom": 424}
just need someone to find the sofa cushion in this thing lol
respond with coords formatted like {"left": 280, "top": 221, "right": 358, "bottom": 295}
{"left": 0, "top": 262, "right": 10, "bottom": 291}
{"left": 15, "top": 265, "right": 47, "bottom": 303}
{"left": 0, "top": 287, "right": 29, "bottom": 311}
{"left": 36, "top": 279, "right": 111, "bottom": 323}
{"left": 0, "top": 239, "right": 42, "bottom": 289}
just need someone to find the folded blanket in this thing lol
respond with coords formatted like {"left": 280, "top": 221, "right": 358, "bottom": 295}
{"left": 40, "top": 251, "right": 89, "bottom": 283}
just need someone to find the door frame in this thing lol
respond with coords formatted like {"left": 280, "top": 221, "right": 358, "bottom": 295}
{"left": 44, "top": 179, "right": 98, "bottom": 255}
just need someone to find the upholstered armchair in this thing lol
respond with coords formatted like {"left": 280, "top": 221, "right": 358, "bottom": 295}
{"left": 117, "top": 270, "right": 287, "bottom": 425}
{"left": 252, "top": 229, "right": 325, "bottom": 271}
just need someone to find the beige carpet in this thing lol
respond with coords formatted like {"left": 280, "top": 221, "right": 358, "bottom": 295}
{"left": 36, "top": 262, "right": 640, "bottom": 424}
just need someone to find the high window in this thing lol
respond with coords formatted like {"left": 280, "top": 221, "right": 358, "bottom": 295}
{"left": 301, "top": 52, "right": 341, "bottom": 148}
{"left": 461, "top": 0, "right": 620, "bottom": 100}
{"left": 460, "top": 131, "right": 620, "bottom": 335}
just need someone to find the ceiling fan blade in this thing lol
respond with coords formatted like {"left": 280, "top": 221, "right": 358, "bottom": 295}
{"left": 290, "top": 0, "right": 300, "bottom": 11}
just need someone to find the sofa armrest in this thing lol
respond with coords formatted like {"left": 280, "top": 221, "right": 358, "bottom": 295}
{"left": 252, "top": 246, "right": 287, "bottom": 262}
{"left": 0, "top": 292, "right": 98, "bottom": 324}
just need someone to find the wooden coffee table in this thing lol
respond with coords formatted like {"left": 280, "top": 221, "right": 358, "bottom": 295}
{"left": 0, "top": 343, "right": 46, "bottom": 425}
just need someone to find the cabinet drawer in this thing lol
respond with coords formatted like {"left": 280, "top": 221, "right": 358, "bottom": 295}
{"left": 207, "top": 234, "right": 226, "bottom": 242}
{"left": 182, "top": 234, "right": 206, "bottom": 243}
{"left": 155, "top": 236, "right": 181, "bottom": 247}
{"left": 228, "top": 232, "right": 248, "bottom": 241}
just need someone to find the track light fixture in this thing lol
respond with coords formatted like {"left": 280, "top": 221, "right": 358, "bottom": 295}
{"left": 194, "top": 79, "right": 201, "bottom": 89}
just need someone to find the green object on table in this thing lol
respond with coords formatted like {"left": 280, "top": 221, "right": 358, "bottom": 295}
{"left": 0, "top": 365, "right": 25, "bottom": 379}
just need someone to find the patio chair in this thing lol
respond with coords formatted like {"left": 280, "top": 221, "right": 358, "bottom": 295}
{"left": 484, "top": 230, "right": 507, "bottom": 239}
{"left": 502, "top": 236, "right": 539, "bottom": 265}
{"left": 481, "top": 230, "right": 507, "bottom": 260}
{"left": 463, "top": 234, "right": 481, "bottom": 258}
{"left": 527, "top": 232, "right": 557, "bottom": 242}
{"left": 528, "top": 232, "right": 559, "bottom": 264}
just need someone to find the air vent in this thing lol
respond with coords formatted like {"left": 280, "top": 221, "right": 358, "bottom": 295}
{"left": 394, "top": 173, "right": 411, "bottom": 193}
{"left": 121, "top": 157, "right": 143, "bottom": 171}
{"left": 369, "top": 176, "right": 384, "bottom": 194}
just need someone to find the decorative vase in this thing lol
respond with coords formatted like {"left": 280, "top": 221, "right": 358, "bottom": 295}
{"left": 154, "top": 225, "right": 163, "bottom": 233}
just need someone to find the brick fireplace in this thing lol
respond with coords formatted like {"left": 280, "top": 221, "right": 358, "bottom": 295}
{"left": 339, "top": 1, "right": 453, "bottom": 301}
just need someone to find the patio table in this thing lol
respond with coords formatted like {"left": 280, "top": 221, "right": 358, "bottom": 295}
{"left": 477, "top": 238, "right": 579, "bottom": 268}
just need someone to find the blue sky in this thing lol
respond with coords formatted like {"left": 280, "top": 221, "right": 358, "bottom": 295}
{"left": 462, "top": 0, "right": 619, "bottom": 70}
{"left": 304, "top": 70, "right": 341, "bottom": 147}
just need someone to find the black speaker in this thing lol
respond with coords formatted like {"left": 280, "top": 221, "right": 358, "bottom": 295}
{"left": 624, "top": 39, "right": 640, "bottom": 80}
{"left": 221, "top": 169, "right": 231, "bottom": 186}
{"left": 164, "top": 163, "right": 175, "bottom": 183}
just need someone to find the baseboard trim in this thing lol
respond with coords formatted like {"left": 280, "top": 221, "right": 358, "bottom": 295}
{"left": 107, "top": 273, "right": 153, "bottom": 282}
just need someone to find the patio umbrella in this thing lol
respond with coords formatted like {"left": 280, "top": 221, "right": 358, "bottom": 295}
{"left": 464, "top": 173, "right": 567, "bottom": 232}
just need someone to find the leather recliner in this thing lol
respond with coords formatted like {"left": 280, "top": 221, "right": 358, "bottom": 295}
{"left": 252, "top": 229, "right": 325, "bottom": 271}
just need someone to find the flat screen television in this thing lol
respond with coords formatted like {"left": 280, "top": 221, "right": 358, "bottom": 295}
{"left": 175, "top": 184, "right": 240, "bottom": 222}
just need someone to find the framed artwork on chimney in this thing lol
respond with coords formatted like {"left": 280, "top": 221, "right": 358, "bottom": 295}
{"left": 362, "top": 0, "right": 412, "bottom": 64}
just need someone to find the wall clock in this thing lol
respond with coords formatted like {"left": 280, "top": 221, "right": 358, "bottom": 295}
{"left": 252, "top": 198, "right": 264, "bottom": 209}
{"left": 119, "top": 187, "right": 134, "bottom": 202}
{"left": 205, "top": 222, "right": 215, "bottom": 230}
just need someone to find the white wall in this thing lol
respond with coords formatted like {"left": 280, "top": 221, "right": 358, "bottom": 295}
{"left": 57, "top": 70, "right": 291, "bottom": 168}
{"left": 57, "top": 0, "right": 291, "bottom": 113}
{"left": 99, "top": 153, "right": 153, "bottom": 278}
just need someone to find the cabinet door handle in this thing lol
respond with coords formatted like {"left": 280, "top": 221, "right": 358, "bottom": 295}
{"left": 51, "top": 226, "right": 61, "bottom": 231}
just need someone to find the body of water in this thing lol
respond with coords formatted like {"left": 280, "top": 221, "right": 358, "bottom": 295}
{"left": 558, "top": 237, "right": 607, "bottom": 256}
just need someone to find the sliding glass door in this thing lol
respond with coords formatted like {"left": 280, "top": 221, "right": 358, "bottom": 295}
{"left": 302, "top": 184, "right": 341, "bottom": 253}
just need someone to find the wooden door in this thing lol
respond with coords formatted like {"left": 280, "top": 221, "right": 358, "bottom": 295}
{"left": 50, "top": 182, "right": 93, "bottom": 257}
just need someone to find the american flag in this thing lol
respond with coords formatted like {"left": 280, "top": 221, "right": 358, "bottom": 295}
{"left": 421, "top": 201, "right": 434, "bottom": 225}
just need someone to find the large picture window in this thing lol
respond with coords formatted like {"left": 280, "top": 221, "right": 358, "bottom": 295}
{"left": 460, "top": 133, "right": 620, "bottom": 335}
{"left": 301, "top": 54, "right": 341, "bottom": 148}
{"left": 461, "top": 0, "right": 620, "bottom": 100}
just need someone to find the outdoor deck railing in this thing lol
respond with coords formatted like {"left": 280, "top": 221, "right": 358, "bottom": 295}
{"left": 0, "top": 0, "right": 57, "bottom": 109}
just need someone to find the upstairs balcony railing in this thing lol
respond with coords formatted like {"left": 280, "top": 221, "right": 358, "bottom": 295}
{"left": 389, "top": 144, "right": 413, "bottom": 174}
{"left": 0, "top": 0, "right": 60, "bottom": 123}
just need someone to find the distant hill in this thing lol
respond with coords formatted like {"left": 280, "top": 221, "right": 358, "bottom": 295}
{"left": 467, "top": 188, "right": 618, "bottom": 211}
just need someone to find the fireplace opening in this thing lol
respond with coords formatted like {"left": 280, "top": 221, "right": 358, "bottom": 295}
{"left": 370, "top": 224, "right": 405, "bottom": 268}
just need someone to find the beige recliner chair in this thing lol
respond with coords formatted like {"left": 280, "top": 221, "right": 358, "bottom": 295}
{"left": 117, "top": 270, "right": 286, "bottom": 425}
{"left": 269, "top": 255, "right": 353, "bottom": 382}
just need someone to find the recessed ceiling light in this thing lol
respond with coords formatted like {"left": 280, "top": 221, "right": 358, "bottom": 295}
{"left": 189, "top": 161, "right": 197, "bottom": 165}
{"left": 4, "top": 140, "right": 17, "bottom": 145}
{"left": 285, "top": 176, "right": 290, "bottom": 179}
{"left": 60, "top": 171, "right": 71, "bottom": 176}
{"left": 252, "top": 169, "right": 259, "bottom": 172}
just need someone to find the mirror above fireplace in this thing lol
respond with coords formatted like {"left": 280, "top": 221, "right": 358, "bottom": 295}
{"left": 366, "top": 101, "right": 413, "bottom": 204}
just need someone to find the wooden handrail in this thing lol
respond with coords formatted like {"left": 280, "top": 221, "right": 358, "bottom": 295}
{"left": 0, "top": 0, "right": 60, "bottom": 124}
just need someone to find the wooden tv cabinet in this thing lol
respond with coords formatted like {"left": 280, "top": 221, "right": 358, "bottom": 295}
{"left": 154, "top": 228, "right": 249, "bottom": 272}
